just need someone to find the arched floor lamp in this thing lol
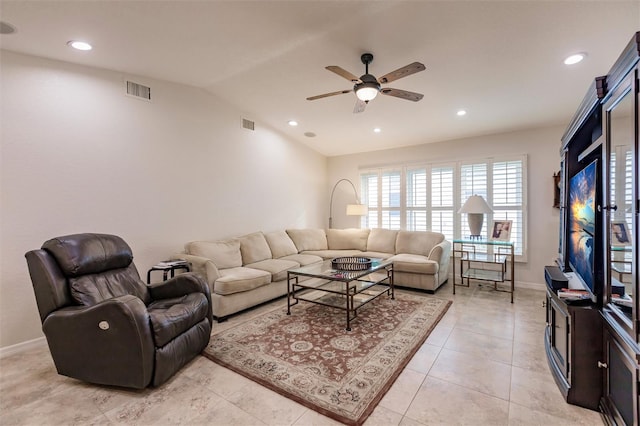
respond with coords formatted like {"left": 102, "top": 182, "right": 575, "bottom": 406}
{"left": 329, "top": 179, "right": 368, "bottom": 229}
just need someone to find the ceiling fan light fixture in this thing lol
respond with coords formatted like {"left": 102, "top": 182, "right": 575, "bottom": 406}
{"left": 355, "top": 83, "right": 379, "bottom": 102}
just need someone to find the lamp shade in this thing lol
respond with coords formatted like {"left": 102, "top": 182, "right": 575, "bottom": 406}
{"left": 458, "top": 195, "right": 493, "bottom": 214}
{"left": 346, "top": 204, "right": 368, "bottom": 216}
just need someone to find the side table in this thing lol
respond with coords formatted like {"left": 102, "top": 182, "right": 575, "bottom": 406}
{"left": 452, "top": 239, "right": 515, "bottom": 302}
{"left": 147, "top": 261, "right": 190, "bottom": 284}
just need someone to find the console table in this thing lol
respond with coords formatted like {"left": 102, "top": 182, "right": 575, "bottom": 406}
{"left": 452, "top": 239, "right": 515, "bottom": 302}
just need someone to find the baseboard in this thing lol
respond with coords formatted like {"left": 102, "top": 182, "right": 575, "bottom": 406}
{"left": 0, "top": 336, "right": 47, "bottom": 359}
{"left": 447, "top": 273, "right": 545, "bottom": 291}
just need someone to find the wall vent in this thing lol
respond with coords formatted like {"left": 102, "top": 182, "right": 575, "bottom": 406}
{"left": 126, "top": 81, "right": 151, "bottom": 101}
{"left": 242, "top": 118, "right": 255, "bottom": 131}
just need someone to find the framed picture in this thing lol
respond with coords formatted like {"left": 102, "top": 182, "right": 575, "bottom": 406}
{"left": 491, "top": 220, "right": 512, "bottom": 241}
{"left": 612, "top": 221, "right": 632, "bottom": 246}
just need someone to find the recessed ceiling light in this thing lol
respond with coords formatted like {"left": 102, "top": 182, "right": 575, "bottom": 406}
{"left": 304, "top": 132, "right": 316, "bottom": 138}
{"left": 67, "top": 40, "right": 92, "bottom": 51}
{"left": 564, "top": 53, "right": 586, "bottom": 65}
{"left": 288, "top": 120, "right": 298, "bottom": 127}
{"left": 373, "top": 128, "right": 381, "bottom": 133}
{"left": 456, "top": 110, "right": 467, "bottom": 116}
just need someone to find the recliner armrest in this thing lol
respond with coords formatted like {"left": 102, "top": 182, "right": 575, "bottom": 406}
{"left": 42, "top": 295, "right": 155, "bottom": 389}
{"left": 148, "top": 273, "right": 212, "bottom": 323}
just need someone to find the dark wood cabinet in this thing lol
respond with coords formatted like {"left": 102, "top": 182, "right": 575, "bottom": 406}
{"left": 601, "top": 312, "right": 640, "bottom": 426}
{"left": 551, "top": 31, "right": 639, "bottom": 424}
{"left": 545, "top": 283, "right": 603, "bottom": 410}
{"left": 599, "top": 32, "right": 639, "bottom": 426}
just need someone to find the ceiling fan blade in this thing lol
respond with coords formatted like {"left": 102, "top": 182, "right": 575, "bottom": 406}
{"left": 326, "top": 66, "right": 361, "bottom": 83}
{"left": 378, "top": 62, "right": 426, "bottom": 84}
{"left": 381, "top": 88, "right": 424, "bottom": 102}
{"left": 353, "top": 99, "right": 366, "bottom": 114}
{"left": 306, "top": 89, "right": 352, "bottom": 101}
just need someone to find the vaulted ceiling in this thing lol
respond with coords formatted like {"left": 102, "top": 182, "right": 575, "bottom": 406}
{"left": 1, "top": 1, "right": 638, "bottom": 156}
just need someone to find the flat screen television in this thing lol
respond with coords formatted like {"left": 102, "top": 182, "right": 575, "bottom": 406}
{"left": 567, "top": 159, "right": 597, "bottom": 295}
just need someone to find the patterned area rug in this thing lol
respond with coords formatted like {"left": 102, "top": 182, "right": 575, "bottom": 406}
{"left": 203, "top": 292, "right": 451, "bottom": 425}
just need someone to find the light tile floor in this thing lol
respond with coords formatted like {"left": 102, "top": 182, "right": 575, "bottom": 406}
{"left": 0, "top": 281, "right": 604, "bottom": 425}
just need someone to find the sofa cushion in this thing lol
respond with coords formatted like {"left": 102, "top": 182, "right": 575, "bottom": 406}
{"left": 367, "top": 228, "right": 399, "bottom": 254}
{"left": 326, "top": 228, "right": 370, "bottom": 251}
{"left": 389, "top": 254, "right": 439, "bottom": 275}
{"left": 280, "top": 253, "right": 323, "bottom": 267}
{"left": 147, "top": 293, "right": 209, "bottom": 347}
{"left": 245, "top": 258, "right": 300, "bottom": 282}
{"left": 214, "top": 267, "right": 271, "bottom": 295}
{"left": 360, "top": 251, "right": 395, "bottom": 260}
{"left": 395, "top": 231, "right": 444, "bottom": 257}
{"left": 286, "top": 229, "right": 328, "bottom": 251}
{"left": 264, "top": 230, "right": 298, "bottom": 258}
{"left": 301, "top": 249, "right": 363, "bottom": 259}
{"left": 186, "top": 240, "right": 242, "bottom": 269}
{"left": 238, "top": 232, "right": 272, "bottom": 265}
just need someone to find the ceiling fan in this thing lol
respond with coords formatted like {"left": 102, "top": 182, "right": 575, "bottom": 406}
{"left": 307, "top": 53, "right": 425, "bottom": 113}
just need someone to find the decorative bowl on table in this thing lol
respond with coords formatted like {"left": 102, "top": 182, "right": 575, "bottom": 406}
{"left": 331, "top": 256, "right": 373, "bottom": 271}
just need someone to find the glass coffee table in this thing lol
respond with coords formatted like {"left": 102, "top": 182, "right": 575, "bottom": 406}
{"left": 287, "top": 258, "right": 394, "bottom": 331}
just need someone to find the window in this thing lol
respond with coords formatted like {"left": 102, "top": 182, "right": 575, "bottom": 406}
{"left": 431, "top": 166, "right": 455, "bottom": 241}
{"left": 381, "top": 171, "right": 401, "bottom": 229}
{"left": 406, "top": 168, "right": 427, "bottom": 231}
{"left": 360, "top": 155, "right": 527, "bottom": 260}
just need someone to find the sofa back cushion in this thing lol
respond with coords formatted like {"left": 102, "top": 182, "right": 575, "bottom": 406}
{"left": 326, "top": 228, "right": 370, "bottom": 251}
{"left": 237, "top": 232, "right": 272, "bottom": 265}
{"left": 367, "top": 228, "right": 398, "bottom": 253}
{"left": 286, "top": 229, "right": 328, "bottom": 252}
{"left": 395, "top": 231, "right": 445, "bottom": 257}
{"left": 264, "top": 230, "right": 298, "bottom": 258}
{"left": 186, "top": 240, "right": 242, "bottom": 269}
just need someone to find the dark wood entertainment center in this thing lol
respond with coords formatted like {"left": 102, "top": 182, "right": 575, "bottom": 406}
{"left": 546, "top": 31, "right": 639, "bottom": 425}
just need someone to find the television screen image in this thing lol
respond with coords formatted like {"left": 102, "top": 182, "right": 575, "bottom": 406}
{"left": 568, "top": 160, "right": 597, "bottom": 293}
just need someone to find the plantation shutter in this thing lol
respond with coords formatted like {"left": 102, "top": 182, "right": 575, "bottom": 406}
{"left": 492, "top": 159, "right": 524, "bottom": 256}
{"left": 460, "top": 163, "right": 488, "bottom": 238}
{"left": 360, "top": 172, "right": 379, "bottom": 229}
{"left": 406, "top": 168, "right": 427, "bottom": 231}
{"left": 431, "top": 166, "right": 454, "bottom": 240}
{"left": 381, "top": 171, "right": 401, "bottom": 229}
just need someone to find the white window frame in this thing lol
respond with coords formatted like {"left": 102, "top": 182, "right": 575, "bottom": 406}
{"left": 360, "top": 154, "right": 528, "bottom": 261}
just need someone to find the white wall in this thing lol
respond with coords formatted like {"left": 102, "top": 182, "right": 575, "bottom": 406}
{"left": 327, "top": 126, "right": 564, "bottom": 287}
{"left": 0, "top": 51, "right": 327, "bottom": 348}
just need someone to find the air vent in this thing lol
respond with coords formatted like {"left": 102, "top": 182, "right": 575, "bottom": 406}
{"left": 242, "top": 118, "right": 255, "bottom": 131}
{"left": 126, "top": 81, "right": 151, "bottom": 101}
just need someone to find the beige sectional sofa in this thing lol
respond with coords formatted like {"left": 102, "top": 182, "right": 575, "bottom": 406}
{"left": 174, "top": 228, "right": 451, "bottom": 321}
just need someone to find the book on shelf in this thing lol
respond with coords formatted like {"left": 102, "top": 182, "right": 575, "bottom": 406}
{"left": 612, "top": 293, "right": 633, "bottom": 308}
{"left": 557, "top": 288, "right": 590, "bottom": 300}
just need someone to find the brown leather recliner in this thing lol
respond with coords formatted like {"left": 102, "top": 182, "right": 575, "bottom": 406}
{"left": 24, "top": 233, "right": 212, "bottom": 389}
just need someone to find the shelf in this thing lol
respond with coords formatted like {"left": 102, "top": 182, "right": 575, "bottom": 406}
{"left": 462, "top": 267, "right": 505, "bottom": 282}
{"left": 295, "top": 284, "right": 390, "bottom": 310}
{"left": 460, "top": 252, "right": 509, "bottom": 265}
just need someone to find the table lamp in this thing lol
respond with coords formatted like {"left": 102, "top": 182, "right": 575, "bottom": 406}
{"left": 458, "top": 195, "right": 493, "bottom": 239}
